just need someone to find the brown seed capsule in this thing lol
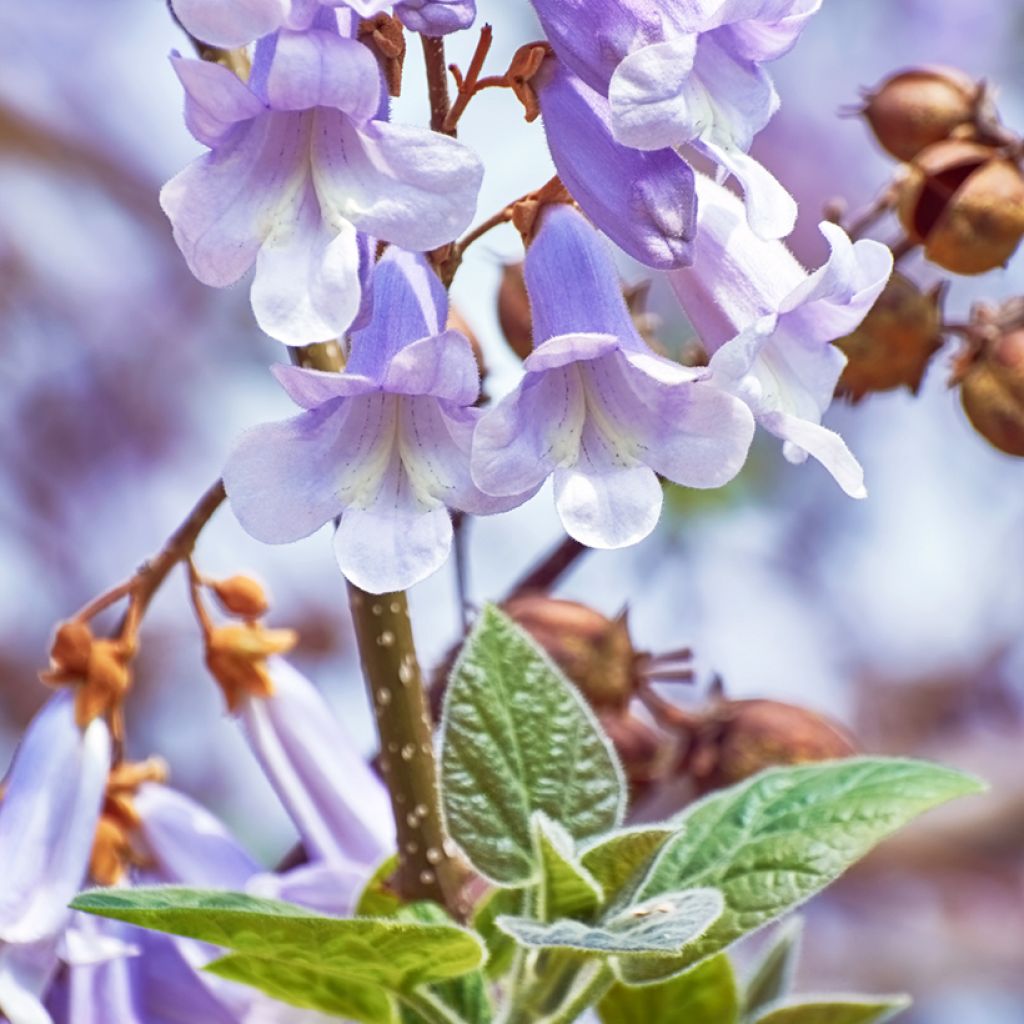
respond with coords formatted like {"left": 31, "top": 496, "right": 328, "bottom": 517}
{"left": 959, "top": 327, "right": 1024, "bottom": 456}
{"left": 861, "top": 67, "right": 979, "bottom": 162}
{"left": 897, "top": 140, "right": 1024, "bottom": 274}
{"left": 679, "top": 698, "right": 857, "bottom": 795}
{"left": 210, "top": 575, "right": 269, "bottom": 619}
{"left": 836, "top": 273, "right": 945, "bottom": 400}
{"left": 497, "top": 262, "right": 533, "bottom": 361}
{"left": 598, "top": 709, "right": 674, "bottom": 803}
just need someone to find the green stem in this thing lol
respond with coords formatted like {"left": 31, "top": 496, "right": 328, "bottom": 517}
{"left": 544, "top": 963, "right": 614, "bottom": 1024}
{"left": 399, "top": 987, "right": 472, "bottom": 1024}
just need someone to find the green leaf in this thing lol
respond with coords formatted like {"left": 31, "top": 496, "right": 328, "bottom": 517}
{"left": 751, "top": 996, "right": 911, "bottom": 1024}
{"left": 534, "top": 814, "right": 603, "bottom": 921}
{"left": 440, "top": 605, "right": 625, "bottom": 885}
{"left": 206, "top": 955, "right": 395, "bottom": 1024}
{"left": 472, "top": 887, "right": 521, "bottom": 981}
{"left": 618, "top": 758, "right": 983, "bottom": 985}
{"left": 72, "top": 888, "right": 485, "bottom": 993}
{"left": 580, "top": 827, "right": 673, "bottom": 912}
{"left": 598, "top": 953, "right": 740, "bottom": 1024}
{"left": 743, "top": 919, "right": 803, "bottom": 1019}
{"left": 496, "top": 888, "right": 723, "bottom": 959}
{"left": 356, "top": 855, "right": 403, "bottom": 919}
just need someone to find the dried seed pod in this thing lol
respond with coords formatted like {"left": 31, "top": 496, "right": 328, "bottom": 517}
{"left": 210, "top": 575, "right": 269, "bottom": 619}
{"left": 501, "top": 595, "right": 637, "bottom": 712}
{"left": 861, "top": 67, "right": 979, "bottom": 161}
{"left": 836, "top": 273, "right": 945, "bottom": 400}
{"left": 897, "top": 140, "right": 1024, "bottom": 274}
{"left": 959, "top": 326, "right": 1024, "bottom": 456}
{"left": 497, "top": 262, "right": 533, "bottom": 361}
{"left": 679, "top": 699, "right": 857, "bottom": 795}
{"left": 598, "top": 710, "right": 674, "bottom": 803}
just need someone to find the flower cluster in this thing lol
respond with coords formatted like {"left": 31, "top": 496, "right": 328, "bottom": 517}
{"left": 160, "top": 0, "right": 892, "bottom": 593}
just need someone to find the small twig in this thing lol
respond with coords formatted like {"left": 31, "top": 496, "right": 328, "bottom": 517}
{"left": 505, "top": 533, "right": 588, "bottom": 601}
{"left": 184, "top": 558, "right": 215, "bottom": 639}
{"left": 442, "top": 25, "right": 494, "bottom": 133}
{"left": 421, "top": 35, "right": 454, "bottom": 136}
{"left": 843, "top": 187, "right": 898, "bottom": 240}
{"left": 451, "top": 513, "right": 472, "bottom": 630}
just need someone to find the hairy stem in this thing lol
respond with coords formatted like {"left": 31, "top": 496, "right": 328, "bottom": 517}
{"left": 421, "top": 35, "right": 455, "bottom": 136}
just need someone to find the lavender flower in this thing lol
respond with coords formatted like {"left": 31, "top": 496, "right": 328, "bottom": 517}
{"left": 472, "top": 205, "right": 755, "bottom": 549}
{"left": 669, "top": 173, "right": 893, "bottom": 497}
{"left": 171, "top": 0, "right": 475, "bottom": 49}
{"left": 531, "top": 0, "right": 821, "bottom": 238}
{"left": 162, "top": 29, "right": 482, "bottom": 345}
{"left": 224, "top": 247, "right": 523, "bottom": 592}
{"left": 535, "top": 58, "right": 697, "bottom": 270}
{"left": 0, "top": 693, "right": 110, "bottom": 1024}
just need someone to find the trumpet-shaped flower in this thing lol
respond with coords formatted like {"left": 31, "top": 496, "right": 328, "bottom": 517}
{"left": 535, "top": 58, "right": 697, "bottom": 270}
{"left": 0, "top": 694, "right": 110, "bottom": 1024}
{"left": 162, "top": 29, "right": 482, "bottom": 345}
{"left": 472, "top": 205, "right": 755, "bottom": 549}
{"left": 225, "top": 248, "right": 520, "bottom": 592}
{"left": 531, "top": 0, "right": 820, "bottom": 238}
{"left": 171, "top": 0, "right": 475, "bottom": 49}
{"left": 669, "top": 173, "right": 893, "bottom": 497}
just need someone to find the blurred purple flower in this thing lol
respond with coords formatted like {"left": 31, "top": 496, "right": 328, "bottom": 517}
{"left": 532, "top": 0, "right": 820, "bottom": 238}
{"left": 472, "top": 205, "right": 755, "bottom": 548}
{"left": 225, "top": 248, "right": 522, "bottom": 592}
{"left": 535, "top": 58, "right": 697, "bottom": 269}
{"left": 669, "top": 173, "right": 892, "bottom": 497}
{"left": 0, "top": 693, "right": 110, "bottom": 1024}
{"left": 161, "top": 29, "right": 482, "bottom": 345}
{"left": 171, "top": 0, "right": 475, "bottom": 48}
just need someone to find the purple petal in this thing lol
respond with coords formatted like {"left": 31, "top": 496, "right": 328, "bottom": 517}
{"left": 170, "top": 0, "right": 288, "bottom": 49}
{"left": 524, "top": 332, "right": 621, "bottom": 373}
{"left": 238, "top": 657, "right": 394, "bottom": 864}
{"left": 271, "top": 364, "right": 379, "bottom": 409}
{"left": 248, "top": 861, "right": 369, "bottom": 918}
{"left": 250, "top": 181, "right": 364, "bottom": 345}
{"left": 382, "top": 332, "right": 481, "bottom": 405}
{"left": 133, "top": 784, "right": 260, "bottom": 889}
{"left": 762, "top": 411, "right": 867, "bottom": 498}
{"left": 334, "top": 454, "right": 454, "bottom": 593}
{"left": 471, "top": 366, "right": 585, "bottom": 498}
{"left": 160, "top": 110, "right": 308, "bottom": 289}
{"left": 537, "top": 62, "right": 697, "bottom": 270}
{"left": 716, "top": 0, "right": 821, "bottom": 61}
{"left": 171, "top": 56, "right": 266, "bottom": 148}
{"left": 0, "top": 694, "right": 110, "bottom": 944}
{"left": 397, "top": 0, "right": 477, "bottom": 35}
{"left": 553, "top": 443, "right": 663, "bottom": 549}
{"left": 0, "top": 939, "right": 61, "bottom": 1024}
{"left": 312, "top": 115, "right": 482, "bottom": 252}
{"left": 346, "top": 248, "right": 449, "bottom": 380}
{"left": 265, "top": 30, "right": 380, "bottom": 118}
{"left": 525, "top": 205, "right": 640, "bottom": 345}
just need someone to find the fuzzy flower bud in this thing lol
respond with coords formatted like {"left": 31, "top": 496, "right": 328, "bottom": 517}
{"left": 897, "top": 140, "right": 1024, "bottom": 274}
{"left": 861, "top": 66, "right": 979, "bottom": 161}
{"left": 205, "top": 623, "right": 298, "bottom": 712}
{"left": 836, "top": 273, "right": 945, "bottom": 401}
{"left": 209, "top": 574, "right": 270, "bottom": 620}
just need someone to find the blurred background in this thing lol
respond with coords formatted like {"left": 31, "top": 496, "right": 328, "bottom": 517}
{"left": 1, "top": 1, "right": 1022, "bottom": 1021}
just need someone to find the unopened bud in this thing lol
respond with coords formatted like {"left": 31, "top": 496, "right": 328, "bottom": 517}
{"left": 210, "top": 575, "right": 269, "bottom": 619}
{"left": 497, "top": 262, "right": 533, "bottom": 360}
{"left": 958, "top": 326, "right": 1024, "bottom": 456}
{"left": 682, "top": 699, "right": 857, "bottom": 795}
{"left": 48, "top": 620, "right": 93, "bottom": 679}
{"left": 861, "top": 67, "right": 979, "bottom": 162}
{"left": 836, "top": 273, "right": 945, "bottom": 400}
{"left": 897, "top": 140, "right": 1024, "bottom": 274}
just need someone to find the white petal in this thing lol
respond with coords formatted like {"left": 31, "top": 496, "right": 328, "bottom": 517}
{"left": 761, "top": 411, "right": 867, "bottom": 498}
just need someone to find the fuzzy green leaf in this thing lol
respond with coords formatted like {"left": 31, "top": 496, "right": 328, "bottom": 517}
{"left": 580, "top": 827, "right": 673, "bottom": 912}
{"left": 618, "top": 759, "right": 983, "bottom": 985}
{"left": 751, "top": 996, "right": 911, "bottom": 1024}
{"left": 534, "top": 814, "right": 604, "bottom": 921}
{"left": 440, "top": 605, "right": 625, "bottom": 885}
{"left": 496, "top": 888, "right": 723, "bottom": 959}
{"left": 598, "top": 953, "right": 739, "bottom": 1024}
{"left": 72, "top": 888, "right": 485, "bottom": 993}
{"left": 743, "top": 919, "right": 803, "bottom": 1019}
